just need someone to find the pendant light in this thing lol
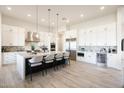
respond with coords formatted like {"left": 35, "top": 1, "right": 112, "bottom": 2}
{"left": 36, "top": 5, "right": 39, "bottom": 38}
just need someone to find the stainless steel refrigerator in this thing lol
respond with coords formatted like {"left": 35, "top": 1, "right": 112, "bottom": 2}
{"left": 65, "top": 38, "right": 76, "bottom": 61}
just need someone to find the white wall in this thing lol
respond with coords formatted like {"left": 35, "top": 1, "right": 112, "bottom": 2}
{"left": 0, "top": 12, "right": 1, "bottom": 67}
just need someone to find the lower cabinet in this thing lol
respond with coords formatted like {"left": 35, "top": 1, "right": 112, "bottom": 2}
{"left": 85, "top": 52, "right": 96, "bottom": 64}
{"left": 107, "top": 54, "right": 120, "bottom": 69}
{"left": 77, "top": 52, "right": 96, "bottom": 64}
{"left": 2, "top": 52, "right": 17, "bottom": 64}
{"left": 77, "top": 51, "right": 120, "bottom": 69}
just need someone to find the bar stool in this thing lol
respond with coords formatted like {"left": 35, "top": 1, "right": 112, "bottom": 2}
{"left": 28, "top": 56, "right": 44, "bottom": 81}
{"left": 55, "top": 53, "right": 64, "bottom": 69}
{"left": 63, "top": 52, "right": 70, "bottom": 65}
{"left": 43, "top": 54, "right": 55, "bottom": 75}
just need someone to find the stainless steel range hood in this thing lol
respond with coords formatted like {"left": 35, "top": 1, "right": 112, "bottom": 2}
{"left": 25, "top": 32, "right": 40, "bottom": 42}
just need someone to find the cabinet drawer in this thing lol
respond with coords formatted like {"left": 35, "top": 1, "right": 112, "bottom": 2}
{"left": 2, "top": 52, "right": 17, "bottom": 64}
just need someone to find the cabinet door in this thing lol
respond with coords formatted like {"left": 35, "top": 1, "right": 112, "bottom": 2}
{"left": 90, "top": 53, "right": 96, "bottom": 64}
{"left": 107, "top": 54, "right": 117, "bottom": 68}
{"left": 70, "top": 30, "right": 77, "bottom": 38}
{"left": 65, "top": 31, "right": 71, "bottom": 38}
{"left": 85, "top": 29, "right": 89, "bottom": 46}
{"left": 78, "top": 29, "right": 86, "bottom": 46}
{"left": 2, "top": 25, "right": 18, "bottom": 46}
{"left": 106, "top": 23, "right": 116, "bottom": 46}
{"left": 100, "top": 25, "right": 107, "bottom": 46}
{"left": 96, "top": 26, "right": 106, "bottom": 46}
{"left": 17, "top": 28, "right": 25, "bottom": 46}
{"left": 77, "top": 30, "right": 81, "bottom": 46}
{"left": 2, "top": 28, "right": 13, "bottom": 46}
{"left": 84, "top": 52, "right": 90, "bottom": 63}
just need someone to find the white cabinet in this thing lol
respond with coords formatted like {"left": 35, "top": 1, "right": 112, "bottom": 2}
{"left": 84, "top": 52, "right": 96, "bottom": 64}
{"left": 2, "top": 24, "right": 25, "bottom": 46}
{"left": 106, "top": 23, "right": 116, "bottom": 46}
{"left": 77, "top": 52, "right": 96, "bottom": 65}
{"left": 77, "top": 23, "right": 117, "bottom": 46}
{"left": 107, "top": 54, "right": 117, "bottom": 68}
{"left": 85, "top": 29, "right": 90, "bottom": 46}
{"left": 78, "top": 29, "right": 86, "bottom": 46}
{"left": 96, "top": 25, "right": 107, "bottom": 46}
{"left": 2, "top": 25, "right": 18, "bottom": 46}
{"left": 2, "top": 52, "right": 17, "bottom": 64}
{"left": 17, "top": 28, "right": 25, "bottom": 46}
{"left": 65, "top": 30, "right": 77, "bottom": 38}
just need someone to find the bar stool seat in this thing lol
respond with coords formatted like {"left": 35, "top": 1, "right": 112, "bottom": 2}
{"left": 28, "top": 56, "right": 43, "bottom": 81}
{"left": 63, "top": 52, "right": 70, "bottom": 64}
{"left": 44, "top": 54, "right": 55, "bottom": 74}
{"left": 55, "top": 53, "right": 64, "bottom": 69}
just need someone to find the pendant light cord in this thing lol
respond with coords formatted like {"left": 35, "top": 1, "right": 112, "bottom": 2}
{"left": 48, "top": 9, "right": 51, "bottom": 32}
{"left": 36, "top": 6, "right": 38, "bottom": 33}
{"left": 56, "top": 13, "right": 59, "bottom": 33}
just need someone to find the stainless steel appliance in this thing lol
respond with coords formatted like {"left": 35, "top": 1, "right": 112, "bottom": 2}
{"left": 25, "top": 32, "right": 40, "bottom": 42}
{"left": 97, "top": 53, "right": 107, "bottom": 67}
{"left": 65, "top": 38, "right": 76, "bottom": 61}
{"left": 50, "top": 43, "right": 56, "bottom": 51}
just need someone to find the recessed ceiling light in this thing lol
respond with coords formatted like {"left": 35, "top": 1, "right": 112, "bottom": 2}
{"left": 52, "top": 22, "right": 55, "bottom": 25}
{"left": 80, "top": 14, "right": 84, "bottom": 17}
{"left": 66, "top": 20, "right": 70, "bottom": 23}
{"left": 27, "top": 14, "right": 31, "bottom": 17}
{"left": 6, "top": 7, "right": 12, "bottom": 11}
{"left": 100, "top": 6, "right": 105, "bottom": 10}
{"left": 41, "top": 19, "right": 45, "bottom": 22}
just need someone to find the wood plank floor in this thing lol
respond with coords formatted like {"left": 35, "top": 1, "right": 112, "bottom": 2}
{"left": 0, "top": 61, "right": 122, "bottom": 88}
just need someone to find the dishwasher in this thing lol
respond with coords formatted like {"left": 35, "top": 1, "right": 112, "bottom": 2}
{"left": 97, "top": 53, "right": 107, "bottom": 67}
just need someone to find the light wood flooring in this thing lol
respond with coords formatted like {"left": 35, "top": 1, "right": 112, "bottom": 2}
{"left": 0, "top": 61, "right": 122, "bottom": 88}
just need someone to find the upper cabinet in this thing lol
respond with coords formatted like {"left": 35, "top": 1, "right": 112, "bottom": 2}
{"left": 2, "top": 24, "right": 25, "bottom": 46}
{"left": 77, "top": 22, "right": 117, "bottom": 46}
{"left": 65, "top": 30, "right": 77, "bottom": 39}
{"left": 106, "top": 23, "right": 116, "bottom": 46}
{"left": 17, "top": 28, "right": 25, "bottom": 46}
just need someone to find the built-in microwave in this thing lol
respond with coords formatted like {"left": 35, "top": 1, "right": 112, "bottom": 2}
{"left": 50, "top": 43, "right": 56, "bottom": 51}
{"left": 77, "top": 52, "right": 84, "bottom": 57}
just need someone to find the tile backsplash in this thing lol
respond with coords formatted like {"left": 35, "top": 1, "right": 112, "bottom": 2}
{"left": 2, "top": 46, "right": 25, "bottom": 52}
{"left": 78, "top": 46, "right": 117, "bottom": 54}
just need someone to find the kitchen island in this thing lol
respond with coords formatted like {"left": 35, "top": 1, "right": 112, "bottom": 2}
{"left": 16, "top": 51, "right": 66, "bottom": 80}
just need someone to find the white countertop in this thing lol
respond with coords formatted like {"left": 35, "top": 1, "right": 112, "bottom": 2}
{"left": 16, "top": 51, "right": 66, "bottom": 58}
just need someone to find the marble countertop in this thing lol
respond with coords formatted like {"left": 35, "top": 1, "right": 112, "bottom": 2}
{"left": 16, "top": 51, "right": 66, "bottom": 58}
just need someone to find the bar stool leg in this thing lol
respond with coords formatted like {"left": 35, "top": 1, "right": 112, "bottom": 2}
{"left": 29, "top": 66, "right": 32, "bottom": 81}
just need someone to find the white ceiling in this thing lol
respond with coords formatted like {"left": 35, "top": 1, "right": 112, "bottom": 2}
{"left": 0, "top": 5, "right": 120, "bottom": 28}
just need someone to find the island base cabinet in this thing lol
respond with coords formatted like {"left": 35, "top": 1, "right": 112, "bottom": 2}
{"left": 16, "top": 55, "right": 25, "bottom": 80}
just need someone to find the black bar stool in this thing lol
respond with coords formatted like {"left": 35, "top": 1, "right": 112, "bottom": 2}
{"left": 43, "top": 54, "right": 55, "bottom": 75}
{"left": 28, "top": 56, "right": 44, "bottom": 81}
